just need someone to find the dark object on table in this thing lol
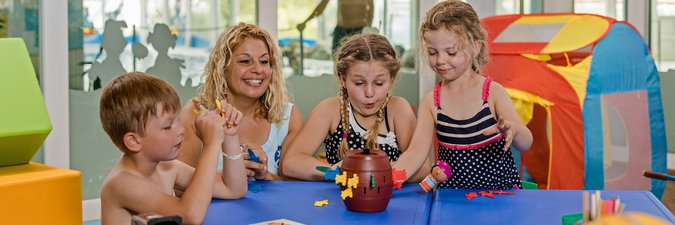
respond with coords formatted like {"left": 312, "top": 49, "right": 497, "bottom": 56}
{"left": 131, "top": 213, "right": 181, "bottom": 225}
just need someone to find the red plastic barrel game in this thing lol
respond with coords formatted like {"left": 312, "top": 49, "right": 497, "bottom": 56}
{"left": 339, "top": 149, "right": 393, "bottom": 212}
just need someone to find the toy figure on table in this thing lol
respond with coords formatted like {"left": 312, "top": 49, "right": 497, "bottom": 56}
{"left": 420, "top": 161, "right": 452, "bottom": 192}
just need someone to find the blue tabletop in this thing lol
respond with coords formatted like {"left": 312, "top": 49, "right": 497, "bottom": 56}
{"left": 204, "top": 181, "right": 432, "bottom": 225}
{"left": 430, "top": 189, "right": 675, "bottom": 225}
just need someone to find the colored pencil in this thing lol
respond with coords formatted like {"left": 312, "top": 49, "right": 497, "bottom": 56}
{"left": 643, "top": 170, "right": 675, "bottom": 181}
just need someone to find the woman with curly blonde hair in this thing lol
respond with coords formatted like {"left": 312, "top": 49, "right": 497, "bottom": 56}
{"left": 179, "top": 23, "right": 303, "bottom": 180}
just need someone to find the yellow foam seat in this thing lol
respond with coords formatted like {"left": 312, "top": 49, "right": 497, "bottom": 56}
{"left": 0, "top": 162, "right": 82, "bottom": 225}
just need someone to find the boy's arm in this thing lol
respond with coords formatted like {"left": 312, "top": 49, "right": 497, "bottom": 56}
{"left": 107, "top": 166, "right": 215, "bottom": 225}
{"left": 391, "top": 93, "right": 437, "bottom": 182}
{"left": 175, "top": 101, "right": 247, "bottom": 199}
{"left": 176, "top": 102, "right": 202, "bottom": 167}
{"left": 213, "top": 134, "right": 247, "bottom": 198}
{"left": 211, "top": 100, "right": 247, "bottom": 198}
{"left": 171, "top": 107, "right": 227, "bottom": 224}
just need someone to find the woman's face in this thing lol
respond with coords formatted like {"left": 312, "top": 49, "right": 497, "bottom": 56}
{"left": 226, "top": 38, "right": 272, "bottom": 101}
{"left": 341, "top": 61, "right": 393, "bottom": 117}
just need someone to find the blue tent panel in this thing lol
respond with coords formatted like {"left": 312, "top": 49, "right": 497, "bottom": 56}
{"left": 584, "top": 23, "right": 667, "bottom": 197}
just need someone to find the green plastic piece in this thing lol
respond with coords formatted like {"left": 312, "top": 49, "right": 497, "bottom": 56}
{"left": 561, "top": 213, "right": 583, "bottom": 225}
{"left": 315, "top": 166, "right": 329, "bottom": 172}
{"left": 521, "top": 180, "right": 539, "bottom": 190}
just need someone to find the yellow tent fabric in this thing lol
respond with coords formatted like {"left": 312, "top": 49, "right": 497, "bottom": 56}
{"left": 512, "top": 15, "right": 610, "bottom": 53}
{"left": 547, "top": 56, "right": 593, "bottom": 108}
{"left": 522, "top": 54, "right": 552, "bottom": 62}
{"left": 506, "top": 88, "right": 554, "bottom": 125}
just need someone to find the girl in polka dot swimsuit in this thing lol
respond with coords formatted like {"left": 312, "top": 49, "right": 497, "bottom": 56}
{"left": 394, "top": 0, "right": 533, "bottom": 189}
{"left": 282, "top": 33, "right": 418, "bottom": 181}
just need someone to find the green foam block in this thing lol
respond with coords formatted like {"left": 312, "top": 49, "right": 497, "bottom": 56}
{"left": 0, "top": 38, "right": 52, "bottom": 166}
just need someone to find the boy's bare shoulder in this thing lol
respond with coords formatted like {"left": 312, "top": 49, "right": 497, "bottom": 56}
{"left": 103, "top": 160, "right": 181, "bottom": 179}
{"left": 101, "top": 160, "right": 185, "bottom": 207}
{"left": 100, "top": 167, "right": 138, "bottom": 225}
{"left": 101, "top": 161, "right": 185, "bottom": 225}
{"left": 101, "top": 166, "right": 145, "bottom": 200}
{"left": 157, "top": 159, "right": 184, "bottom": 172}
{"left": 101, "top": 161, "right": 177, "bottom": 200}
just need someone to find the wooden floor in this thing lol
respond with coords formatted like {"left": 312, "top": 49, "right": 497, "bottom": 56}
{"left": 660, "top": 170, "right": 675, "bottom": 214}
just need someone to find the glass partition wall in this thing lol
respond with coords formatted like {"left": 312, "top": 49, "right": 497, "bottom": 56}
{"left": 69, "top": 0, "right": 257, "bottom": 201}
{"left": 279, "top": 0, "right": 419, "bottom": 116}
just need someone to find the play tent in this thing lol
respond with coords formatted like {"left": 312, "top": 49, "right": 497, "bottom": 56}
{"left": 481, "top": 14, "right": 667, "bottom": 196}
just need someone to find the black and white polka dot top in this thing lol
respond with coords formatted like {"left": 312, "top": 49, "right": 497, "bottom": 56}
{"left": 323, "top": 104, "right": 401, "bottom": 164}
{"left": 434, "top": 77, "right": 522, "bottom": 190}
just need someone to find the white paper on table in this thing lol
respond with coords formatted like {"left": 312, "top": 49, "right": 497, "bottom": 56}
{"left": 249, "top": 218, "right": 305, "bottom": 225}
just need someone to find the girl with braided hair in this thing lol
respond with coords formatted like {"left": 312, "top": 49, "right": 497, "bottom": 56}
{"left": 283, "top": 33, "right": 420, "bottom": 181}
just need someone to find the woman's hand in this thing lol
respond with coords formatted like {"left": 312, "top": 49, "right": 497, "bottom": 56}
{"left": 242, "top": 143, "right": 270, "bottom": 180}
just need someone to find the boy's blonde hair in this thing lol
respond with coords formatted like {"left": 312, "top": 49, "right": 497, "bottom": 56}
{"left": 198, "top": 23, "right": 288, "bottom": 124}
{"left": 420, "top": 0, "right": 488, "bottom": 72}
{"left": 333, "top": 33, "right": 400, "bottom": 160}
{"left": 99, "top": 72, "right": 180, "bottom": 151}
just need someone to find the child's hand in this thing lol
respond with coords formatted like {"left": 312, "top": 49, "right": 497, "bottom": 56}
{"left": 241, "top": 143, "right": 270, "bottom": 180}
{"left": 482, "top": 118, "right": 515, "bottom": 151}
{"left": 216, "top": 99, "right": 243, "bottom": 136}
{"left": 431, "top": 166, "right": 449, "bottom": 182}
{"left": 194, "top": 105, "right": 226, "bottom": 146}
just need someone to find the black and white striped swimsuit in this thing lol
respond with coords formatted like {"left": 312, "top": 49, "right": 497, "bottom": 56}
{"left": 435, "top": 77, "right": 521, "bottom": 189}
